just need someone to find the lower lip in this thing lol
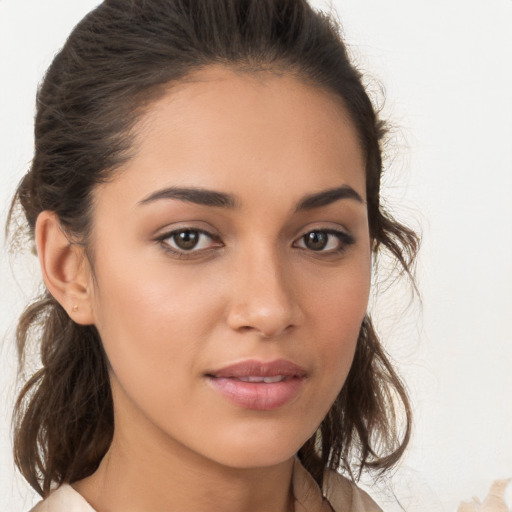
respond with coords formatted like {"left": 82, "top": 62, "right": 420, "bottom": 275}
{"left": 206, "top": 377, "right": 305, "bottom": 411}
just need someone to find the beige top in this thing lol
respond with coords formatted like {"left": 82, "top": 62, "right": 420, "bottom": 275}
{"left": 30, "top": 458, "right": 382, "bottom": 512}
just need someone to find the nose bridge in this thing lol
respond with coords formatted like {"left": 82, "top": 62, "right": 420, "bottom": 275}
{"left": 227, "top": 239, "right": 299, "bottom": 338}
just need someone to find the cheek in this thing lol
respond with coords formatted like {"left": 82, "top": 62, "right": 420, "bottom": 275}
{"left": 89, "top": 253, "right": 220, "bottom": 383}
{"left": 306, "top": 258, "right": 371, "bottom": 382}
{"left": 306, "top": 250, "right": 371, "bottom": 324}
{"left": 92, "top": 244, "right": 218, "bottom": 328}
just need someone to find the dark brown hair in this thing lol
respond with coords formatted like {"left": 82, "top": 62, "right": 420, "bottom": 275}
{"left": 8, "top": 0, "right": 419, "bottom": 498}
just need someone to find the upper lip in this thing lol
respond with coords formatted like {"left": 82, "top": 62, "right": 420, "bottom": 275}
{"left": 206, "top": 359, "right": 307, "bottom": 378}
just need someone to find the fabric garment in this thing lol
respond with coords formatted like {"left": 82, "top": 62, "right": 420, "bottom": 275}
{"left": 30, "top": 483, "right": 96, "bottom": 512}
{"left": 293, "top": 457, "right": 382, "bottom": 512}
{"left": 30, "top": 458, "right": 382, "bottom": 512}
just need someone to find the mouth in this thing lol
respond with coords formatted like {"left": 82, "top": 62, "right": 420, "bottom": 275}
{"left": 205, "top": 359, "right": 307, "bottom": 411}
{"left": 206, "top": 359, "right": 307, "bottom": 379}
{"left": 231, "top": 375, "right": 289, "bottom": 383}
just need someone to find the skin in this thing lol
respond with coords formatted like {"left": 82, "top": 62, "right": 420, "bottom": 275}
{"left": 37, "top": 66, "right": 371, "bottom": 512}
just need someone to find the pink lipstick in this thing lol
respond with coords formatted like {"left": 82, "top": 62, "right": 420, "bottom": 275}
{"left": 205, "top": 359, "right": 306, "bottom": 411}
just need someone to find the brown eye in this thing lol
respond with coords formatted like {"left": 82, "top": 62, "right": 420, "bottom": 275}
{"left": 303, "top": 231, "right": 329, "bottom": 251}
{"left": 294, "top": 229, "right": 355, "bottom": 253}
{"left": 172, "top": 230, "right": 200, "bottom": 250}
{"left": 158, "top": 228, "right": 221, "bottom": 254}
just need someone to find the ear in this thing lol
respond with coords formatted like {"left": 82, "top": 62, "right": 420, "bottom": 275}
{"left": 35, "top": 211, "right": 95, "bottom": 325}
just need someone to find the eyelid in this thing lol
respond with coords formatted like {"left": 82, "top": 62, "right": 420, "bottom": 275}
{"left": 153, "top": 223, "right": 355, "bottom": 259}
{"left": 292, "top": 227, "right": 355, "bottom": 252}
{"left": 154, "top": 226, "right": 223, "bottom": 257}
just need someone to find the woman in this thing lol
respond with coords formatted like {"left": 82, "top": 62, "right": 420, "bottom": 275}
{"left": 8, "top": 0, "right": 418, "bottom": 510}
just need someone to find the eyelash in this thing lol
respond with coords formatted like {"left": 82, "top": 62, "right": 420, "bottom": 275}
{"left": 294, "top": 229, "right": 355, "bottom": 253}
{"left": 155, "top": 227, "right": 355, "bottom": 259}
{"left": 155, "top": 229, "right": 222, "bottom": 259}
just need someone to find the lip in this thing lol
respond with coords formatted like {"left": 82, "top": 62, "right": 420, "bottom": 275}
{"left": 205, "top": 359, "right": 307, "bottom": 411}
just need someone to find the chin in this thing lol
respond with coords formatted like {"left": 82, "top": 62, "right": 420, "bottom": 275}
{"left": 212, "top": 447, "right": 297, "bottom": 470}
{"left": 196, "top": 423, "right": 316, "bottom": 470}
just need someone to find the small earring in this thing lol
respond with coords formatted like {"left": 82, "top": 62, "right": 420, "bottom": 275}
{"left": 72, "top": 305, "right": 78, "bottom": 312}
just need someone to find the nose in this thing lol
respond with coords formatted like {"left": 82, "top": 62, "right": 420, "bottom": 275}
{"left": 226, "top": 246, "right": 301, "bottom": 339}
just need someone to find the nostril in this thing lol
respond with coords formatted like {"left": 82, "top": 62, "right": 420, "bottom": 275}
{"left": 258, "top": 323, "right": 295, "bottom": 339}
{"left": 225, "top": 275, "right": 300, "bottom": 338}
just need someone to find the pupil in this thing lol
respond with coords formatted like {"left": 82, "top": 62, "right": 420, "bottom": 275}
{"left": 174, "top": 230, "right": 199, "bottom": 250}
{"left": 305, "top": 232, "right": 327, "bottom": 251}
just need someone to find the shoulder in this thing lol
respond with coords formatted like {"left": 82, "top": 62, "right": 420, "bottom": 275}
{"left": 323, "top": 469, "right": 383, "bottom": 512}
{"left": 29, "top": 484, "right": 96, "bottom": 512}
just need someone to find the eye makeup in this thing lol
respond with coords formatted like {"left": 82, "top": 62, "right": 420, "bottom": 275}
{"left": 154, "top": 225, "right": 355, "bottom": 261}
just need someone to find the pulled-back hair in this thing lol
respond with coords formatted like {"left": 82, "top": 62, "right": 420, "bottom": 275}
{"left": 8, "top": 0, "right": 419, "bottom": 498}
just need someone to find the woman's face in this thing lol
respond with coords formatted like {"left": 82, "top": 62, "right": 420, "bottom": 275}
{"left": 86, "top": 66, "right": 371, "bottom": 469}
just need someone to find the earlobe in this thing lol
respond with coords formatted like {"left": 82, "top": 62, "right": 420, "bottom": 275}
{"left": 35, "top": 211, "right": 95, "bottom": 325}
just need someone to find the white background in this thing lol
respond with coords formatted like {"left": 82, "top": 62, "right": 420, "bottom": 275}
{"left": 1, "top": 1, "right": 511, "bottom": 510}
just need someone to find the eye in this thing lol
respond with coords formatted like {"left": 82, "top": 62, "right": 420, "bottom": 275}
{"left": 157, "top": 229, "right": 221, "bottom": 253}
{"left": 294, "top": 229, "right": 354, "bottom": 252}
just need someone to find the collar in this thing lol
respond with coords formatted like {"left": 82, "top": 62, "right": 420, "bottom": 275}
{"left": 293, "top": 458, "right": 334, "bottom": 512}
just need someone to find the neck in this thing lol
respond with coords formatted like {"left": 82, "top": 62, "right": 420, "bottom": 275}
{"left": 73, "top": 424, "right": 295, "bottom": 512}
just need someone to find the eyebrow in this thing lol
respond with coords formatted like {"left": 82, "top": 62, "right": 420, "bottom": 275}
{"left": 138, "top": 184, "right": 363, "bottom": 210}
{"left": 294, "top": 185, "right": 363, "bottom": 211}
{"left": 138, "top": 187, "right": 238, "bottom": 208}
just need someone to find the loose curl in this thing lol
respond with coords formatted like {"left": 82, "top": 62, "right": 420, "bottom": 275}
{"left": 7, "top": 0, "right": 419, "bottom": 498}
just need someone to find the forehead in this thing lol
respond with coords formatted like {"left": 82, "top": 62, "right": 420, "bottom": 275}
{"left": 98, "top": 66, "right": 366, "bottom": 209}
